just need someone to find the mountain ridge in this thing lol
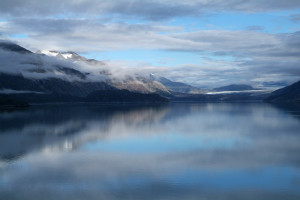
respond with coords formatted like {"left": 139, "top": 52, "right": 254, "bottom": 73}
{"left": 5, "top": 41, "right": 299, "bottom": 104}
{"left": 0, "top": 41, "right": 205, "bottom": 97}
{"left": 265, "top": 80, "right": 300, "bottom": 102}
{"left": 0, "top": 42, "right": 170, "bottom": 104}
{"left": 0, "top": 41, "right": 32, "bottom": 54}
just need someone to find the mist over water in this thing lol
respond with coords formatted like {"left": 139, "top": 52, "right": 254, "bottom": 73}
{"left": 0, "top": 103, "right": 300, "bottom": 199}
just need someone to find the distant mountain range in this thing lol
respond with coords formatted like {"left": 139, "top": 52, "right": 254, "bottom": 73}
{"left": 0, "top": 42, "right": 172, "bottom": 105}
{"left": 1, "top": 41, "right": 299, "bottom": 106}
{"left": 36, "top": 48, "right": 203, "bottom": 96}
{"left": 0, "top": 41, "right": 205, "bottom": 105}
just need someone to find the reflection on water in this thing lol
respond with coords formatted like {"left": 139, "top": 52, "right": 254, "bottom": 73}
{"left": 0, "top": 103, "right": 300, "bottom": 199}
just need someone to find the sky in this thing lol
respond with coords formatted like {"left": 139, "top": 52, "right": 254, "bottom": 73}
{"left": 0, "top": 0, "right": 300, "bottom": 88}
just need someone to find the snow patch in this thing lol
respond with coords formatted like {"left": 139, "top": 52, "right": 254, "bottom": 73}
{"left": 41, "top": 50, "right": 59, "bottom": 57}
{"left": 60, "top": 53, "right": 73, "bottom": 59}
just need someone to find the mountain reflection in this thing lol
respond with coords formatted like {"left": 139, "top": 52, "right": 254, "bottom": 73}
{"left": 0, "top": 104, "right": 169, "bottom": 161}
{"left": 0, "top": 103, "right": 300, "bottom": 200}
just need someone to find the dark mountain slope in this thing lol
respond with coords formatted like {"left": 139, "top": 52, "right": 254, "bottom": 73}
{"left": 0, "top": 41, "right": 32, "bottom": 54}
{"left": 265, "top": 80, "right": 300, "bottom": 102}
{"left": 0, "top": 73, "right": 114, "bottom": 97}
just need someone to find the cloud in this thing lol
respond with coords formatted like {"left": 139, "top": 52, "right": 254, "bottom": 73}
{"left": 1, "top": 0, "right": 300, "bottom": 20}
{"left": 1, "top": 17, "right": 300, "bottom": 87}
{"left": 1, "top": 19, "right": 184, "bottom": 52}
{"left": 0, "top": 19, "right": 286, "bottom": 54}
{"left": 290, "top": 13, "right": 300, "bottom": 22}
{"left": 0, "top": 0, "right": 299, "bottom": 88}
{"left": 245, "top": 25, "right": 264, "bottom": 31}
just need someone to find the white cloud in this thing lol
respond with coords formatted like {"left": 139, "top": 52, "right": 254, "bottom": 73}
{"left": 1, "top": 0, "right": 300, "bottom": 20}
{"left": 0, "top": 1, "right": 299, "bottom": 88}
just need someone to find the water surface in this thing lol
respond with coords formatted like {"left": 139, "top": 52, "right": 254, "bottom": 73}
{"left": 0, "top": 103, "right": 300, "bottom": 199}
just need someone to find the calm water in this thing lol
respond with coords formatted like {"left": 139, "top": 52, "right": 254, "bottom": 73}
{"left": 0, "top": 103, "right": 300, "bottom": 200}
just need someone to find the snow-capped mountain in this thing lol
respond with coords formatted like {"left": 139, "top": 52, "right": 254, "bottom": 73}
{"left": 36, "top": 46, "right": 202, "bottom": 96}
{"left": 0, "top": 41, "right": 203, "bottom": 103}
{"left": 37, "top": 50, "right": 106, "bottom": 66}
{"left": 37, "top": 50, "right": 91, "bottom": 62}
{"left": 0, "top": 41, "right": 279, "bottom": 105}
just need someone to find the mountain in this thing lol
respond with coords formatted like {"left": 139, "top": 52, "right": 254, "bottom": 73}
{"left": 108, "top": 75, "right": 172, "bottom": 97}
{"left": 0, "top": 41, "right": 32, "bottom": 54}
{"left": 0, "top": 42, "right": 169, "bottom": 104}
{"left": 0, "top": 73, "right": 113, "bottom": 97}
{"left": 37, "top": 50, "right": 105, "bottom": 65}
{"left": 4, "top": 41, "right": 273, "bottom": 104}
{"left": 150, "top": 74, "right": 203, "bottom": 94}
{"left": 265, "top": 80, "right": 300, "bottom": 102}
{"left": 0, "top": 72, "right": 169, "bottom": 104}
{"left": 2, "top": 41, "right": 281, "bottom": 104}
{"left": 112, "top": 74, "right": 204, "bottom": 97}
{"left": 1, "top": 89, "right": 168, "bottom": 104}
{"left": 213, "top": 84, "right": 257, "bottom": 91}
{"left": 36, "top": 49, "right": 172, "bottom": 95}
{"left": 36, "top": 48, "right": 203, "bottom": 96}
{"left": 37, "top": 48, "right": 205, "bottom": 96}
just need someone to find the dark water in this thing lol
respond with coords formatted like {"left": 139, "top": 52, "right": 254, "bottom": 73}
{"left": 0, "top": 103, "right": 300, "bottom": 200}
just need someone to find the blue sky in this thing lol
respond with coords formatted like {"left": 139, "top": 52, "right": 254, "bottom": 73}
{"left": 82, "top": 10, "right": 300, "bottom": 68}
{"left": 1, "top": 0, "right": 300, "bottom": 88}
